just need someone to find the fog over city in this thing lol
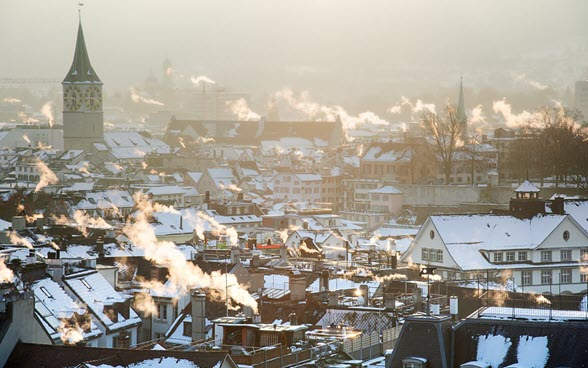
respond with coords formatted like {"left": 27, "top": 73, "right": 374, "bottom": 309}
{"left": 2, "top": 2, "right": 588, "bottom": 367}
{"left": 2, "top": 0, "right": 588, "bottom": 114}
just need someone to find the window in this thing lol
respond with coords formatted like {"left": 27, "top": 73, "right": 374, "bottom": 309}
{"left": 80, "top": 279, "right": 92, "bottom": 290}
{"left": 402, "top": 358, "right": 426, "bottom": 368}
{"left": 156, "top": 303, "right": 167, "bottom": 321}
{"left": 563, "top": 230, "right": 570, "bottom": 242}
{"left": 541, "top": 251, "right": 552, "bottom": 262}
{"left": 429, "top": 230, "right": 435, "bottom": 239}
{"left": 39, "top": 286, "right": 52, "bottom": 298}
{"left": 114, "top": 333, "right": 130, "bottom": 349}
{"left": 506, "top": 252, "right": 515, "bottom": 262}
{"left": 541, "top": 270, "right": 552, "bottom": 285}
{"left": 561, "top": 250, "right": 572, "bottom": 262}
{"left": 582, "top": 273, "right": 588, "bottom": 283}
{"left": 429, "top": 249, "right": 437, "bottom": 262}
{"left": 560, "top": 269, "right": 571, "bottom": 284}
{"left": 422, "top": 248, "right": 429, "bottom": 261}
{"left": 436, "top": 249, "right": 443, "bottom": 263}
{"left": 581, "top": 249, "right": 588, "bottom": 262}
{"left": 522, "top": 271, "right": 532, "bottom": 286}
{"left": 494, "top": 252, "right": 503, "bottom": 262}
{"left": 518, "top": 251, "right": 527, "bottom": 262}
{"left": 183, "top": 321, "right": 192, "bottom": 337}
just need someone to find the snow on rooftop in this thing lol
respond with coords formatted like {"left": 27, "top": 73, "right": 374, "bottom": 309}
{"left": 85, "top": 357, "right": 211, "bottom": 368}
{"left": 476, "top": 334, "right": 511, "bottom": 368}
{"left": 368, "top": 185, "right": 402, "bottom": 194}
{"left": 32, "top": 278, "right": 102, "bottom": 341}
{"left": 479, "top": 306, "right": 588, "bottom": 321}
{"left": 63, "top": 271, "right": 141, "bottom": 330}
{"left": 514, "top": 180, "right": 540, "bottom": 193}
{"left": 517, "top": 335, "right": 549, "bottom": 368}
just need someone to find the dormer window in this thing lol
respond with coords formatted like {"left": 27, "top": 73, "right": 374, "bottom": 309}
{"left": 403, "top": 357, "right": 427, "bottom": 368}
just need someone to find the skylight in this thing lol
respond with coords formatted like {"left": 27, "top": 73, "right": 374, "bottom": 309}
{"left": 80, "top": 279, "right": 92, "bottom": 290}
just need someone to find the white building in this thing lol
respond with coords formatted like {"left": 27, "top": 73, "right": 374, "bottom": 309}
{"left": 402, "top": 211, "right": 588, "bottom": 294}
{"left": 273, "top": 173, "right": 322, "bottom": 204}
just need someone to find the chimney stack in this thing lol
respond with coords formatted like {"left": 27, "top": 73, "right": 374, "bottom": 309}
{"left": 384, "top": 292, "right": 396, "bottom": 310}
{"left": 289, "top": 271, "right": 306, "bottom": 302}
{"left": 328, "top": 291, "right": 339, "bottom": 306}
{"left": 450, "top": 296, "right": 459, "bottom": 320}
{"left": 230, "top": 246, "right": 241, "bottom": 264}
{"left": 191, "top": 290, "right": 206, "bottom": 342}
{"left": 279, "top": 245, "right": 287, "bottom": 261}
{"left": 237, "top": 192, "right": 244, "bottom": 202}
{"left": 552, "top": 196, "right": 565, "bottom": 215}
{"left": 26, "top": 249, "right": 36, "bottom": 265}
{"left": 12, "top": 216, "right": 26, "bottom": 232}
{"left": 321, "top": 270, "right": 330, "bottom": 292}
{"left": 289, "top": 313, "right": 298, "bottom": 326}
{"left": 359, "top": 284, "right": 369, "bottom": 307}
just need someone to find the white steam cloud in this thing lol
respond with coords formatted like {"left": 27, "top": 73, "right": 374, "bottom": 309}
{"left": 35, "top": 159, "right": 59, "bottom": 192}
{"left": 227, "top": 98, "right": 261, "bottom": 121}
{"left": 124, "top": 193, "right": 257, "bottom": 313}
{"left": 130, "top": 88, "right": 164, "bottom": 106}
{"left": 191, "top": 75, "right": 216, "bottom": 85}
{"left": 41, "top": 101, "right": 54, "bottom": 127}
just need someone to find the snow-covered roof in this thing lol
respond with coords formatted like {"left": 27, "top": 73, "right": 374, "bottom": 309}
{"left": 430, "top": 214, "right": 567, "bottom": 250}
{"left": 294, "top": 173, "right": 322, "bottom": 182}
{"left": 369, "top": 185, "right": 402, "bottom": 195}
{"left": 514, "top": 180, "right": 540, "bottom": 193}
{"left": 307, "top": 278, "right": 380, "bottom": 293}
{"left": 142, "top": 185, "right": 186, "bottom": 196}
{"left": 63, "top": 271, "right": 141, "bottom": 331}
{"left": 186, "top": 172, "right": 203, "bottom": 184}
{"left": 561, "top": 200, "right": 588, "bottom": 233}
{"left": 76, "top": 190, "right": 135, "bottom": 211}
{"left": 362, "top": 146, "right": 411, "bottom": 162}
{"left": 85, "top": 357, "right": 210, "bottom": 368}
{"left": 32, "top": 278, "right": 102, "bottom": 342}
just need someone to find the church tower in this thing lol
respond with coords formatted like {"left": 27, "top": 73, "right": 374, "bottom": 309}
{"left": 62, "top": 18, "right": 104, "bottom": 151}
{"left": 456, "top": 76, "right": 467, "bottom": 139}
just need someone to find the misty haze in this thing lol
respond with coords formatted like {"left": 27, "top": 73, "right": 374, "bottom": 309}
{"left": 0, "top": 1, "right": 588, "bottom": 368}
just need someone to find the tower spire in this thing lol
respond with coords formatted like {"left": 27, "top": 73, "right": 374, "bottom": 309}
{"left": 456, "top": 75, "right": 467, "bottom": 136}
{"left": 63, "top": 8, "right": 101, "bottom": 84}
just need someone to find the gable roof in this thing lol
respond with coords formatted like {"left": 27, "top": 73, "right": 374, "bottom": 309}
{"left": 62, "top": 271, "right": 141, "bottom": 331}
{"left": 32, "top": 278, "right": 102, "bottom": 343}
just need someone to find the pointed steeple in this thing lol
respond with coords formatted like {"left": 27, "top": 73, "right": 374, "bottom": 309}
{"left": 456, "top": 75, "right": 467, "bottom": 124}
{"left": 63, "top": 19, "right": 101, "bottom": 84}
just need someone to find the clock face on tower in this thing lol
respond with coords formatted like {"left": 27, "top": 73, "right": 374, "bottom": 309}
{"left": 84, "top": 85, "right": 102, "bottom": 111}
{"left": 64, "top": 86, "right": 82, "bottom": 111}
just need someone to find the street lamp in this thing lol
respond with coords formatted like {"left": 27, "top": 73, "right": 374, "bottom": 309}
{"left": 420, "top": 266, "right": 437, "bottom": 316}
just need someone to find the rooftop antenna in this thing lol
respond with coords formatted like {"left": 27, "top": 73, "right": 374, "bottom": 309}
{"left": 78, "top": 2, "right": 84, "bottom": 20}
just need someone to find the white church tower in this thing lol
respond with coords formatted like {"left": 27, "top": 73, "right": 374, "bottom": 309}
{"left": 62, "top": 18, "right": 104, "bottom": 151}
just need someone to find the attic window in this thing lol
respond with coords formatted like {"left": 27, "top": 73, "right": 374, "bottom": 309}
{"left": 122, "top": 196, "right": 129, "bottom": 202}
{"left": 563, "top": 230, "right": 570, "bottom": 241}
{"left": 402, "top": 357, "right": 427, "bottom": 368}
{"left": 39, "top": 286, "right": 52, "bottom": 298}
{"left": 80, "top": 279, "right": 92, "bottom": 290}
{"left": 88, "top": 198, "right": 96, "bottom": 204}
{"left": 429, "top": 230, "right": 435, "bottom": 239}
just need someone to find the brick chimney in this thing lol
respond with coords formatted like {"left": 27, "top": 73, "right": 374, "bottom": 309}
{"left": 191, "top": 290, "right": 206, "bottom": 342}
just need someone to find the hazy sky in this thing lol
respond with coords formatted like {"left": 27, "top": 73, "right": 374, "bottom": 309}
{"left": 2, "top": 0, "right": 588, "bottom": 107}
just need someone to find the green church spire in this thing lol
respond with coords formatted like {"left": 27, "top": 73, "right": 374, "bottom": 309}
{"left": 63, "top": 18, "right": 101, "bottom": 84}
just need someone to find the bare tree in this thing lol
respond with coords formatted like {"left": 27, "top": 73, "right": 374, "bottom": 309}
{"left": 421, "top": 105, "right": 465, "bottom": 185}
{"left": 532, "top": 106, "right": 585, "bottom": 187}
